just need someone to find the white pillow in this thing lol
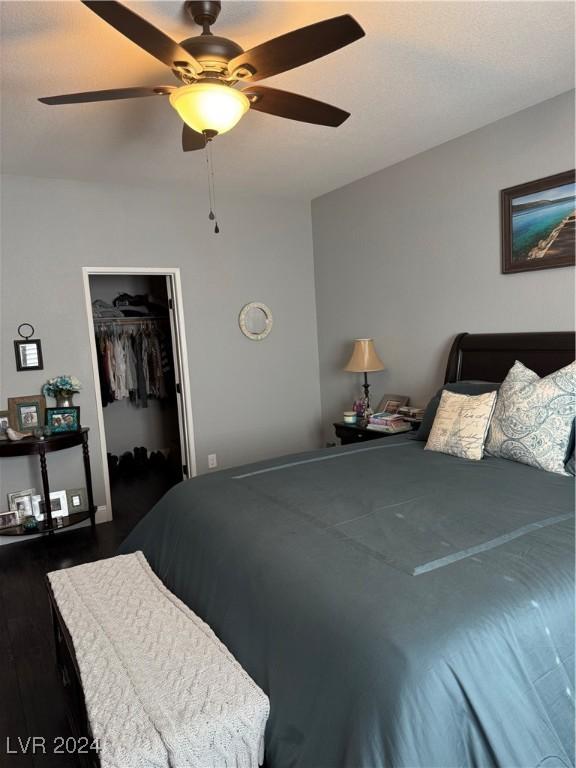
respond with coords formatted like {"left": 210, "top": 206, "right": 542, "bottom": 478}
{"left": 485, "top": 360, "right": 576, "bottom": 475}
{"left": 425, "top": 389, "right": 497, "bottom": 461}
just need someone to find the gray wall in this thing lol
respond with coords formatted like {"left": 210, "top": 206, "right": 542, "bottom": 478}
{"left": 0, "top": 175, "right": 322, "bottom": 539}
{"left": 312, "top": 90, "right": 575, "bottom": 442}
{"left": 2, "top": 90, "right": 574, "bottom": 543}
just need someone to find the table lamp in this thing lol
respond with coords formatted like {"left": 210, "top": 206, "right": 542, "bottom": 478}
{"left": 344, "top": 338, "right": 385, "bottom": 410}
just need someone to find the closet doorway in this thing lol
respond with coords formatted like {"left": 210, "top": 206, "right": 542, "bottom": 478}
{"left": 83, "top": 267, "right": 196, "bottom": 521}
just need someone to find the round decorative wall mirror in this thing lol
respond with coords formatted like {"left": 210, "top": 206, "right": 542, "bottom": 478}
{"left": 239, "top": 302, "right": 273, "bottom": 341}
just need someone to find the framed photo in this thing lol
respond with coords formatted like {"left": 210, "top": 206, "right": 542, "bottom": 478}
{"left": 46, "top": 406, "right": 80, "bottom": 433}
{"left": 501, "top": 169, "right": 575, "bottom": 274}
{"left": 7, "top": 395, "right": 46, "bottom": 433}
{"left": 66, "top": 488, "right": 88, "bottom": 513}
{"left": 0, "top": 411, "right": 9, "bottom": 440}
{"left": 32, "top": 490, "right": 68, "bottom": 521}
{"left": 7, "top": 488, "right": 35, "bottom": 517}
{"left": 14, "top": 339, "right": 43, "bottom": 371}
{"left": 376, "top": 394, "right": 409, "bottom": 414}
{"left": 0, "top": 511, "right": 20, "bottom": 529}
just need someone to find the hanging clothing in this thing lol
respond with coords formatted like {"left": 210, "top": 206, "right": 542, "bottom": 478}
{"left": 96, "top": 336, "right": 115, "bottom": 405}
{"left": 93, "top": 321, "right": 172, "bottom": 408}
{"left": 126, "top": 339, "right": 138, "bottom": 397}
{"left": 133, "top": 332, "right": 148, "bottom": 408}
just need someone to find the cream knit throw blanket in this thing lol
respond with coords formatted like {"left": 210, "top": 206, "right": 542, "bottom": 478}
{"left": 48, "top": 552, "right": 269, "bottom": 768}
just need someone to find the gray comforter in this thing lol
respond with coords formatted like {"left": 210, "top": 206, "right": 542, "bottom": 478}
{"left": 120, "top": 436, "right": 575, "bottom": 768}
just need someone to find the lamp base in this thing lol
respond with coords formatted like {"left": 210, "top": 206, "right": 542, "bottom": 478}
{"left": 362, "top": 372, "right": 371, "bottom": 410}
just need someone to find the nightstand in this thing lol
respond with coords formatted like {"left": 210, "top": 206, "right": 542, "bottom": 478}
{"left": 333, "top": 421, "right": 389, "bottom": 445}
{"left": 333, "top": 421, "right": 421, "bottom": 446}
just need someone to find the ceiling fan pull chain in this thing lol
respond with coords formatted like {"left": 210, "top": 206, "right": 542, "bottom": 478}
{"left": 206, "top": 139, "right": 221, "bottom": 234}
{"left": 204, "top": 138, "right": 216, "bottom": 228}
{"left": 210, "top": 144, "right": 220, "bottom": 234}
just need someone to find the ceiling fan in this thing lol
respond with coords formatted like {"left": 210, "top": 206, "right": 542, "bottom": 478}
{"left": 39, "top": 0, "right": 365, "bottom": 151}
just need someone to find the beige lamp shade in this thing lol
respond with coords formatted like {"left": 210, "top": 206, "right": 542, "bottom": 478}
{"left": 344, "top": 339, "right": 385, "bottom": 373}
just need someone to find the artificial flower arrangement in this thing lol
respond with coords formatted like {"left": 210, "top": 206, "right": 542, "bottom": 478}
{"left": 42, "top": 375, "right": 82, "bottom": 400}
{"left": 353, "top": 398, "right": 369, "bottom": 418}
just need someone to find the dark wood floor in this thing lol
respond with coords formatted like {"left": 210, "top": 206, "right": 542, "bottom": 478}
{"left": 0, "top": 471, "right": 173, "bottom": 767}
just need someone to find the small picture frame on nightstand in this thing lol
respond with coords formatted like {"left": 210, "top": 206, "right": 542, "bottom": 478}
{"left": 376, "top": 394, "right": 409, "bottom": 414}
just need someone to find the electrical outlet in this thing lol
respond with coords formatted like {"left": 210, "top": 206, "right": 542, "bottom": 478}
{"left": 208, "top": 453, "right": 218, "bottom": 469}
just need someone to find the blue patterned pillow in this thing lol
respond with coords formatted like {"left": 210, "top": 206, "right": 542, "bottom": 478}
{"left": 566, "top": 420, "right": 575, "bottom": 475}
{"left": 485, "top": 360, "right": 576, "bottom": 475}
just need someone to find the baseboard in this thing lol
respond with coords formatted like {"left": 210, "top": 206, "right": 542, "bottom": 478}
{"left": 95, "top": 504, "right": 110, "bottom": 523}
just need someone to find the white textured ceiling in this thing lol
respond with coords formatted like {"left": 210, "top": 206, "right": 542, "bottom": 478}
{"left": 1, "top": 1, "right": 574, "bottom": 199}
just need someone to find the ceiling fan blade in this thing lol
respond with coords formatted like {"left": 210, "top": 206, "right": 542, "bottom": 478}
{"left": 244, "top": 86, "right": 349, "bottom": 127}
{"left": 38, "top": 86, "right": 175, "bottom": 105}
{"left": 182, "top": 125, "right": 206, "bottom": 152}
{"left": 81, "top": 1, "right": 201, "bottom": 76}
{"left": 227, "top": 15, "right": 364, "bottom": 82}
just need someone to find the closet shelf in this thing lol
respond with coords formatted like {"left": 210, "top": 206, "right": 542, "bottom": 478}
{"left": 92, "top": 316, "right": 169, "bottom": 324}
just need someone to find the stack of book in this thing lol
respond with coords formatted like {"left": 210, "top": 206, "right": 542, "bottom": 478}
{"left": 396, "top": 405, "right": 425, "bottom": 423}
{"left": 366, "top": 412, "right": 412, "bottom": 434}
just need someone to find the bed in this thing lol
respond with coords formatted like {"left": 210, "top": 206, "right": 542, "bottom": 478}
{"left": 120, "top": 331, "right": 575, "bottom": 768}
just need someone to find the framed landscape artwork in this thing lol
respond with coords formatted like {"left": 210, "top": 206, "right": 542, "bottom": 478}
{"left": 501, "top": 170, "right": 575, "bottom": 274}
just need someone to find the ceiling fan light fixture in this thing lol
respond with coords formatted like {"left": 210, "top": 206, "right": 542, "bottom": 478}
{"left": 169, "top": 82, "right": 249, "bottom": 136}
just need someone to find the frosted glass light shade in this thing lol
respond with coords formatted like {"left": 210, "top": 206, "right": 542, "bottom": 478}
{"left": 169, "top": 83, "right": 250, "bottom": 135}
{"left": 344, "top": 339, "right": 385, "bottom": 372}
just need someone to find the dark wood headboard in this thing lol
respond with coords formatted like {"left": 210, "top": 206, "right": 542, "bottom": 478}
{"left": 444, "top": 332, "right": 575, "bottom": 383}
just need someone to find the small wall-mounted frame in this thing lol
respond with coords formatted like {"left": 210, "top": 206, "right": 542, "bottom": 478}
{"left": 239, "top": 302, "right": 273, "bottom": 341}
{"left": 14, "top": 324, "right": 43, "bottom": 371}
